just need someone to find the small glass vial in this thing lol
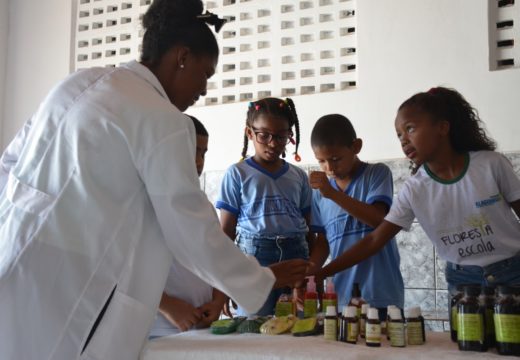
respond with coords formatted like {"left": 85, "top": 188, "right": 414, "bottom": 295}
{"left": 449, "top": 285, "right": 465, "bottom": 342}
{"left": 324, "top": 305, "right": 338, "bottom": 341}
{"left": 348, "top": 283, "right": 366, "bottom": 318}
{"left": 344, "top": 305, "right": 359, "bottom": 344}
{"left": 406, "top": 306, "right": 425, "bottom": 345}
{"left": 388, "top": 307, "right": 406, "bottom": 347}
{"left": 386, "top": 305, "right": 398, "bottom": 340}
{"left": 494, "top": 285, "right": 520, "bottom": 356}
{"left": 366, "top": 308, "right": 381, "bottom": 347}
{"left": 359, "top": 303, "right": 369, "bottom": 339}
{"left": 457, "top": 285, "right": 487, "bottom": 352}
{"left": 479, "top": 286, "right": 495, "bottom": 348}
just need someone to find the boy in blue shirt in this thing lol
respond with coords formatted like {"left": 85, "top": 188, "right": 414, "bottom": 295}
{"left": 309, "top": 114, "right": 404, "bottom": 320}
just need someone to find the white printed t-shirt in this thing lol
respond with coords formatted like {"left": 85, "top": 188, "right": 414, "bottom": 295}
{"left": 385, "top": 151, "right": 520, "bottom": 266}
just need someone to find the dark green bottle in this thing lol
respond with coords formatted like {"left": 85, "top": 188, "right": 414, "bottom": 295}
{"left": 494, "top": 285, "right": 520, "bottom": 356}
{"left": 457, "top": 285, "right": 487, "bottom": 352}
{"left": 449, "top": 285, "right": 465, "bottom": 342}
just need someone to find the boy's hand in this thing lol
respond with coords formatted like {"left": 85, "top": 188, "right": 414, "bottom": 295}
{"left": 270, "top": 259, "right": 309, "bottom": 289}
{"left": 196, "top": 299, "right": 225, "bottom": 329}
{"left": 309, "top": 171, "right": 336, "bottom": 199}
{"left": 159, "top": 294, "right": 203, "bottom": 332}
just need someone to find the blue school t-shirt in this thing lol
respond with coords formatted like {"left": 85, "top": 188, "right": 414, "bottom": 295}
{"left": 310, "top": 162, "right": 404, "bottom": 309}
{"left": 216, "top": 157, "right": 311, "bottom": 237}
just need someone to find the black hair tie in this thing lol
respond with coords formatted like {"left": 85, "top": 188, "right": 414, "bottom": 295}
{"left": 197, "top": 11, "right": 227, "bottom": 33}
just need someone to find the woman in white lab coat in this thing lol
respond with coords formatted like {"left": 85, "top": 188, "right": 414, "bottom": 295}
{"left": 0, "top": 1, "right": 308, "bottom": 359}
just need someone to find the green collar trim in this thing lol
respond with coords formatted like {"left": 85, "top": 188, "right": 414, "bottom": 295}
{"left": 424, "top": 153, "right": 470, "bottom": 184}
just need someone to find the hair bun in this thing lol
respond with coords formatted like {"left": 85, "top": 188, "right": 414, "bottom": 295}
{"left": 143, "top": 0, "right": 204, "bottom": 31}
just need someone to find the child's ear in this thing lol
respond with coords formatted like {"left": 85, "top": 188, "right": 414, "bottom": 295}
{"left": 439, "top": 120, "right": 450, "bottom": 136}
{"left": 245, "top": 126, "right": 254, "bottom": 140}
{"left": 352, "top": 138, "right": 363, "bottom": 155}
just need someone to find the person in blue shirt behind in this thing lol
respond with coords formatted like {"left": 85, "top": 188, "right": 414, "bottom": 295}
{"left": 217, "top": 98, "right": 329, "bottom": 316}
{"left": 309, "top": 114, "right": 404, "bottom": 320}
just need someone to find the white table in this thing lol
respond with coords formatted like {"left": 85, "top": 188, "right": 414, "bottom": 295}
{"left": 141, "top": 330, "right": 503, "bottom": 360}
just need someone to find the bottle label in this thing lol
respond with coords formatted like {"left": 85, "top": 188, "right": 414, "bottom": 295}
{"left": 324, "top": 319, "right": 337, "bottom": 341}
{"left": 275, "top": 301, "right": 293, "bottom": 317}
{"left": 451, "top": 305, "right": 458, "bottom": 331}
{"left": 303, "top": 299, "right": 317, "bottom": 318}
{"left": 494, "top": 314, "right": 520, "bottom": 343}
{"left": 366, "top": 323, "right": 381, "bottom": 344}
{"left": 322, "top": 299, "right": 337, "bottom": 312}
{"left": 457, "top": 313, "right": 483, "bottom": 342}
{"left": 407, "top": 321, "right": 424, "bottom": 345}
{"left": 388, "top": 322, "right": 405, "bottom": 346}
{"left": 347, "top": 322, "right": 359, "bottom": 342}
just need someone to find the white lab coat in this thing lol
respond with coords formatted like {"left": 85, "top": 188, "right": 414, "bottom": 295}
{"left": 0, "top": 60, "right": 274, "bottom": 360}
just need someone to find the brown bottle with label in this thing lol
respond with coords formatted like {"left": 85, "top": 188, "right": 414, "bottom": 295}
{"left": 494, "top": 285, "right": 520, "bottom": 356}
{"left": 457, "top": 285, "right": 487, "bottom": 352}
{"left": 449, "top": 285, "right": 465, "bottom": 342}
{"left": 366, "top": 308, "right": 381, "bottom": 347}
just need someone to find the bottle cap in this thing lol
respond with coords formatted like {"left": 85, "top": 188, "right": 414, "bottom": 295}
{"left": 481, "top": 286, "right": 495, "bottom": 296}
{"left": 406, "top": 306, "right": 422, "bottom": 318}
{"left": 326, "top": 277, "right": 335, "bottom": 293}
{"left": 361, "top": 303, "right": 369, "bottom": 314}
{"left": 351, "top": 282, "right": 362, "bottom": 298}
{"left": 306, "top": 276, "right": 316, "bottom": 293}
{"left": 325, "top": 305, "right": 337, "bottom": 316}
{"left": 389, "top": 307, "right": 402, "bottom": 320}
{"left": 367, "top": 308, "right": 379, "bottom": 320}
{"left": 345, "top": 306, "right": 357, "bottom": 318}
{"left": 497, "top": 285, "right": 513, "bottom": 295}
{"left": 463, "top": 285, "right": 480, "bottom": 297}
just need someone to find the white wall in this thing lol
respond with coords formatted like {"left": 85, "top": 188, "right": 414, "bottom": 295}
{"left": 1, "top": 0, "right": 73, "bottom": 149}
{"left": 2, "top": 0, "right": 520, "bottom": 172}
{"left": 189, "top": 0, "right": 520, "bottom": 171}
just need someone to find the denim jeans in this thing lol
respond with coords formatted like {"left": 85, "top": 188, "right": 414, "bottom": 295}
{"left": 236, "top": 232, "right": 309, "bottom": 316}
{"left": 446, "top": 255, "right": 520, "bottom": 297}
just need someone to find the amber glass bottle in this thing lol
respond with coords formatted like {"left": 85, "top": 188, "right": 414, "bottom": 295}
{"left": 457, "top": 285, "right": 487, "bottom": 352}
{"left": 494, "top": 285, "right": 520, "bottom": 356}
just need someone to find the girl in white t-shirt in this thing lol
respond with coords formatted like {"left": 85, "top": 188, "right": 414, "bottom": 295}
{"left": 314, "top": 87, "right": 520, "bottom": 294}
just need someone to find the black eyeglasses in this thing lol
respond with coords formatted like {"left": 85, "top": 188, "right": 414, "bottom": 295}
{"left": 250, "top": 126, "right": 293, "bottom": 145}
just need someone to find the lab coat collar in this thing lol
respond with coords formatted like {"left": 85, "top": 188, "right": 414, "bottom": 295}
{"left": 121, "top": 60, "right": 169, "bottom": 101}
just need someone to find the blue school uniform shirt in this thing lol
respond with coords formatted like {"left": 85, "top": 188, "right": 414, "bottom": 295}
{"left": 310, "top": 162, "right": 404, "bottom": 309}
{"left": 216, "top": 157, "right": 311, "bottom": 236}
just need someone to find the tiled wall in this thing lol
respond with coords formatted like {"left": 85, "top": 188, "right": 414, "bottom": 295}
{"left": 200, "top": 151, "right": 520, "bottom": 330}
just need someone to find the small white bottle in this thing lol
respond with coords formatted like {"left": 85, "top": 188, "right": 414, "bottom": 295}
{"left": 388, "top": 307, "right": 406, "bottom": 347}
{"left": 365, "top": 308, "right": 381, "bottom": 347}
{"left": 324, "top": 305, "right": 338, "bottom": 341}
{"left": 359, "top": 303, "right": 369, "bottom": 338}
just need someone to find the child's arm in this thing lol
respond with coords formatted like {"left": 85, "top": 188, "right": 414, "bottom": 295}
{"left": 220, "top": 209, "right": 238, "bottom": 241}
{"left": 196, "top": 289, "right": 227, "bottom": 328}
{"left": 307, "top": 228, "right": 329, "bottom": 274}
{"left": 218, "top": 209, "right": 238, "bottom": 315}
{"left": 310, "top": 171, "right": 387, "bottom": 228}
{"left": 317, "top": 220, "right": 402, "bottom": 279}
{"left": 159, "top": 292, "right": 203, "bottom": 332}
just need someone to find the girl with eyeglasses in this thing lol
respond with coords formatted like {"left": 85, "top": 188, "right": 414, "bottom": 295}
{"left": 216, "top": 97, "right": 329, "bottom": 316}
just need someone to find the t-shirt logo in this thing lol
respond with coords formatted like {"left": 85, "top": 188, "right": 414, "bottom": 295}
{"left": 475, "top": 193, "right": 502, "bottom": 208}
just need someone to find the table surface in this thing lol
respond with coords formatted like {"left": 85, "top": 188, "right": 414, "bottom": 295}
{"left": 141, "top": 330, "right": 503, "bottom": 360}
